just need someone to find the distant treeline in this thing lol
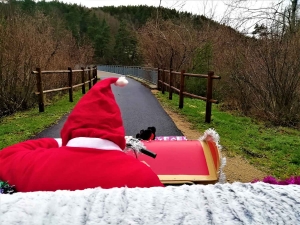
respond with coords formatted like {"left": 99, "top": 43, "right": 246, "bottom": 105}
{"left": 1, "top": 0, "right": 215, "bottom": 65}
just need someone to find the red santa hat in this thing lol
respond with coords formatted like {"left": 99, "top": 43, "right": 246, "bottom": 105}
{"left": 60, "top": 76, "right": 128, "bottom": 149}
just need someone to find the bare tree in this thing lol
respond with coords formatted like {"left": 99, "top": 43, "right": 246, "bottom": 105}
{"left": 138, "top": 18, "right": 201, "bottom": 70}
{"left": 0, "top": 8, "right": 93, "bottom": 116}
{"left": 209, "top": 0, "right": 300, "bottom": 126}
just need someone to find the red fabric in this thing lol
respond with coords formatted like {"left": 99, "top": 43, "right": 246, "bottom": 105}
{"left": 149, "top": 133, "right": 155, "bottom": 140}
{"left": 61, "top": 77, "right": 126, "bottom": 150}
{"left": 127, "top": 141, "right": 209, "bottom": 175}
{"left": 0, "top": 138, "right": 163, "bottom": 192}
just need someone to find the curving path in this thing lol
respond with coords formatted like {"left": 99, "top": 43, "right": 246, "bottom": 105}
{"left": 34, "top": 71, "right": 183, "bottom": 139}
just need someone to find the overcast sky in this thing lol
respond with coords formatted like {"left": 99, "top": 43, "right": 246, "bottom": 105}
{"left": 44, "top": 0, "right": 290, "bottom": 33}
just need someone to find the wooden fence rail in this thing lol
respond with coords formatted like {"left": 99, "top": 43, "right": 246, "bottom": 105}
{"left": 157, "top": 68, "right": 221, "bottom": 123}
{"left": 31, "top": 66, "right": 98, "bottom": 112}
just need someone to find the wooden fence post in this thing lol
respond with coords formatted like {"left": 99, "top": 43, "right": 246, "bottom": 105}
{"left": 157, "top": 68, "right": 161, "bottom": 90}
{"left": 88, "top": 67, "right": 92, "bottom": 89}
{"left": 179, "top": 70, "right": 185, "bottom": 109}
{"left": 68, "top": 67, "right": 73, "bottom": 102}
{"left": 93, "top": 66, "right": 97, "bottom": 85}
{"left": 81, "top": 67, "right": 86, "bottom": 94}
{"left": 205, "top": 71, "right": 214, "bottom": 123}
{"left": 162, "top": 68, "right": 165, "bottom": 94}
{"left": 169, "top": 68, "right": 173, "bottom": 100}
{"left": 36, "top": 68, "right": 45, "bottom": 112}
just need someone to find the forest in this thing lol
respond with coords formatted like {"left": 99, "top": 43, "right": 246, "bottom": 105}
{"left": 0, "top": 0, "right": 300, "bottom": 127}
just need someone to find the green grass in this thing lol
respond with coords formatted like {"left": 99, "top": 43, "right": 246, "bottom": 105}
{"left": 155, "top": 91, "right": 300, "bottom": 179}
{"left": 0, "top": 90, "right": 83, "bottom": 150}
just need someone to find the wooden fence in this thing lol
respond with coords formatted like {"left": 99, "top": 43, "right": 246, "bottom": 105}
{"left": 157, "top": 69, "right": 221, "bottom": 123}
{"left": 31, "top": 66, "right": 98, "bottom": 112}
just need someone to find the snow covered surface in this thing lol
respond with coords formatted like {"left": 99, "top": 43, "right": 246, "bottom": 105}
{"left": 1, "top": 182, "right": 300, "bottom": 225}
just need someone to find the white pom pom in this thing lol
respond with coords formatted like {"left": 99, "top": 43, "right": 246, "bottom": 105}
{"left": 115, "top": 76, "right": 128, "bottom": 87}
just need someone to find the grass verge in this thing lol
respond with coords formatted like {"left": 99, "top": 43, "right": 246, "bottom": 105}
{"left": 0, "top": 90, "right": 83, "bottom": 150}
{"left": 154, "top": 91, "right": 300, "bottom": 179}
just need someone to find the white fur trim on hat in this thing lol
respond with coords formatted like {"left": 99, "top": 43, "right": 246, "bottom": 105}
{"left": 115, "top": 76, "right": 128, "bottom": 87}
{"left": 66, "top": 137, "right": 122, "bottom": 151}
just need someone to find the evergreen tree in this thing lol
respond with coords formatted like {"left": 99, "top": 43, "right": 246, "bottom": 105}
{"left": 87, "top": 15, "right": 110, "bottom": 61}
{"left": 96, "top": 19, "right": 110, "bottom": 59}
{"left": 113, "top": 21, "right": 139, "bottom": 65}
{"left": 21, "top": 0, "right": 36, "bottom": 13}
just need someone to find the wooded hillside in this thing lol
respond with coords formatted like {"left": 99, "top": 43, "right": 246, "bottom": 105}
{"left": 1, "top": 0, "right": 299, "bottom": 127}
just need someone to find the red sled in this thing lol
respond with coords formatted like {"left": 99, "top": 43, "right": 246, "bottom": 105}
{"left": 127, "top": 132, "right": 224, "bottom": 185}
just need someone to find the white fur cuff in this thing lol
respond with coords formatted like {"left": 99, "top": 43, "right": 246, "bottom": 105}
{"left": 54, "top": 138, "right": 62, "bottom": 147}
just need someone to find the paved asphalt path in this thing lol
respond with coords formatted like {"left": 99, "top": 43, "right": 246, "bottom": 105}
{"left": 34, "top": 71, "right": 183, "bottom": 139}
